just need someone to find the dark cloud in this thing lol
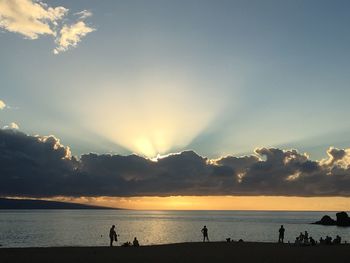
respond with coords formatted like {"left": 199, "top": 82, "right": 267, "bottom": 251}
{"left": 325, "top": 147, "right": 347, "bottom": 166}
{"left": 1, "top": 129, "right": 350, "bottom": 198}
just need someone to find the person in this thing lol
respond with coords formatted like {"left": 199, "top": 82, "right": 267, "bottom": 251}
{"left": 133, "top": 237, "right": 140, "bottom": 247}
{"left": 109, "top": 225, "right": 117, "bottom": 247}
{"left": 309, "top": 236, "right": 316, "bottom": 246}
{"left": 319, "top": 237, "right": 324, "bottom": 244}
{"left": 304, "top": 231, "right": 308, "bottom": 243}
{"left": 121, "top": 241, "right": 132, "bottom": 247}
{"left": 278, "top": 225, "right": 285, "bottom": 243}
{"left": 304, "top": 237, "right": 310, "bottom": 246}
{"left": 299, "top": 232, "right": 304, "bottom": 242}
{"left": 201, "top": 225, "right": 209, "bottom": 242}
{"left": 334, "top": 235, "right": 341, "bottom": 244}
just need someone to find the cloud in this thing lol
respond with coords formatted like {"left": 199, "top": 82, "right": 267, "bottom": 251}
{"left": 75, "top": 10, "right": 92, "bottom": 20}
{"left": 54, "top": 21, "right": 95, "bottom": 54}
{"left": 1, "top": 129, "right": 350, "bottom": 198}
{"left": 0, "top": 100, "right": 5, "bottom": 110}
{"left": 321, "top": 147, "right": 350, "bottom": 168}
{"left": 3, "top": 122, "right": 19, "bottom": 130}
{"left": 0, "top": 0, "right": 94, "bottom": 53}
{"left": 0, "top": 0, "right": 67, "bottom": 39}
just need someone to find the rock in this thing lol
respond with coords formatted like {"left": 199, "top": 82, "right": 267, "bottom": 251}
{"left": 313, "top": 212, "right": 350, "bottom": 226}
{"left": 336, "top": 212, "right": 350, "bottom": 226}
{"left": 313, "top": 215, "right": 336, "bottom": 225}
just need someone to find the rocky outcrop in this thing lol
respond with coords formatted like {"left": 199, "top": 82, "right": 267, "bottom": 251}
{"left": 336, "top": 212, "right": 350, "bottom": 226}
{"left": 313, "top": 212, "right": 350, "bottom": 226}
{"left": 313, "top": 215, "right": 336, "bottom": 225}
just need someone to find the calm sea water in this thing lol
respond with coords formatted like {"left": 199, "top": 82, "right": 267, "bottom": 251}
{"left": 0, "top": 210, "right": 350, "bottom": 248}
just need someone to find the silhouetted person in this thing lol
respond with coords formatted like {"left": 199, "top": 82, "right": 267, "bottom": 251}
{"left": 319, "top": 237, "right": 324, "bottom": 244}
{"left": 121, "top": 241, "right": 132, "bottom": 247}
{"left": 109, "top": 225, "right": 117, "bottom": 247}
{"left": 133, "top": 237, "right": 140, "bottom": 247}
{"left": 325, "top": 236, "right": 332, "bottom": 245}
{"left": 334, "top": 235, "right": 341, "bottom": 244}
{"left": 304, "top": 237, "right": 310, "bottom": 246}
{"left": 304, "top": 231, "right": 308, "bottom": 242}
{"left": 201, "top": 225, "right": 209, "bottom": 242}
{"left": 278, "top": 225, "right": 285, "bottom": 243}
{"left": 299, "top": 232, "right": 304, "bottom": 241}
{"left": 309, "top": 236, "right": 316, "bottom": 246}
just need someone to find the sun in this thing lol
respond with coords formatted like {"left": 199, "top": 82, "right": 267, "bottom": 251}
{"left": 134, "top": 137, "right": 157, "bottom": 158}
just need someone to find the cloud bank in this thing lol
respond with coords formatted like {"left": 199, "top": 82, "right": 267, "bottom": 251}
{"left": 0, "top": 0, "right": 94, "bottom": 53}
{"left": 1, "top": 129, "right": 350, "bottom": 198}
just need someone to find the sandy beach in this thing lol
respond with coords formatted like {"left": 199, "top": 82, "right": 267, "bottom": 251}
{"left": 1, "top": 242, "right": 350, "bottom": 263}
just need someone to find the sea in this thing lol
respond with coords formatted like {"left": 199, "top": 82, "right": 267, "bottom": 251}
{"left": 0, "top": 210, "right": 349, "bottom": 248}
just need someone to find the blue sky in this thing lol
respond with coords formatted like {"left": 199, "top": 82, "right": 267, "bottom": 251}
{"left": 1, "top": 0, "right": 350, "bottom": 159}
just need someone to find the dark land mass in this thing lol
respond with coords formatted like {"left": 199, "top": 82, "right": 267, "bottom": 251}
{"left": 1, "top": 242, "right": 350, "bottom": 263}
{"left": 0, "top": 198, "right": 118, "bottom": 209}
{"left": 313, "top": 211, "right": 350, "bottom": 226}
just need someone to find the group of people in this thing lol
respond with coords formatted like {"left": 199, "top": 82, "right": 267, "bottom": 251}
{"left": 294, "top": 231, "right": 317, "bottom": 246}
{"left": 293, "top": 231, "right": 343, "bottom": 246}
{"left": 109, "top": 224, "right": 210, "bottom": 247}
{"left": 319, "top": 235, "right": 342, "bottom": 245}
{"left": 204, "top": 225, "right": 344, "bottom": 245}
{"left": 109, "top": 224, "right": 344, "bottom": 247}
{"left": 279, "top": 226, "right": 343, "bottom": 246}
{"left": 109, "top": 225, "right": 139, "bottom": 247}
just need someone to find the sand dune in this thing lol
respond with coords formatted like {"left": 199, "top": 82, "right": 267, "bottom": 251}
{"left": 1, "top": 242, "right": 350, "bottom": 263}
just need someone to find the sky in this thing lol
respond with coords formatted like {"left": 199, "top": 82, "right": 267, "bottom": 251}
{"left": 1, "top": 0, "right": 350, "bottom": 210}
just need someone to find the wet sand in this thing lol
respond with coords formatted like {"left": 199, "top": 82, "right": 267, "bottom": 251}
{"left": 1, "top": 242, "right": 350, "bottom": 263}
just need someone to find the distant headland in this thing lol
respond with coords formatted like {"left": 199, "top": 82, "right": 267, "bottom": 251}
{"left": 0, "top": 198, "right": 119, "bottom": 210}
{"left": 313, "top": 212, "right": 350, "bottom": 226}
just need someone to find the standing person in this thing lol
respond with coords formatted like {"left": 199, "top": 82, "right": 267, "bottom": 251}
{"left": 278, "top": 225, "right": 285, "bottom": 243}
{"left": 201, "top": 225, "right": 209, "bottom": 242}
{"left": 109, "top": 225, "right": 117, "bottom": 247}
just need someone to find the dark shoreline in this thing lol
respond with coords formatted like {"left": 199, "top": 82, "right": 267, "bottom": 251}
{"left": 0, "top": 198, "right": 119, "bottom": 210}
{"left": 1, "top": 242, "right": 350, "bottom": 263}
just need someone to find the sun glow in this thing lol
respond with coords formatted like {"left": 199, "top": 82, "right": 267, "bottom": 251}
{"left": 134, "top": 137, "right": 157, "bottom": 158}
{"left": 46, "top": 196, "right": 350, "bottom": 211}
{"left": 73, "top": 71, "right": 224, "bottom": 157}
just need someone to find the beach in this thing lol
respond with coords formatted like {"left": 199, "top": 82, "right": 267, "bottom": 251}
{"left": 1, "top": 242, "right": 350, "bottom": 263}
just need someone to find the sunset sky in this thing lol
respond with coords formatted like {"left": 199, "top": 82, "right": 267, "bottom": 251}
{"left": 1, "top": 0, "right": 350, "bottom": 210}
